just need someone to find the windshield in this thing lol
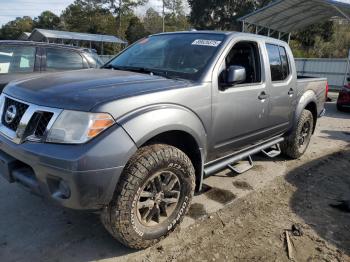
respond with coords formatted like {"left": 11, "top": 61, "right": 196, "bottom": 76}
{"left": 107, "top": 33, "right": 226, "bottom": 81}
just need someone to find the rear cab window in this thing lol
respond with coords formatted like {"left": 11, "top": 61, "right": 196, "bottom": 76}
{"left": 0, "top": 45, "right": 36, "bottom": 74}
{"left": 266, "top": 44, "right": 290, "bottom": 82}
{"left": 45, "top": 48, "right": 86, "bottom": 71}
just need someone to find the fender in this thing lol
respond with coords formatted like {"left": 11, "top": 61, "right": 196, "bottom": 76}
{"left": 117, "top": 104, "right": 208, "bottom": 154}
{"left": 294, "top": 89, "right": 317, "bottom": 128}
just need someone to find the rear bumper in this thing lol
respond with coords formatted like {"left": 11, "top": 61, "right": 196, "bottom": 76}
{"left": 0, "top": 125, "right": 137, "bottom": 210}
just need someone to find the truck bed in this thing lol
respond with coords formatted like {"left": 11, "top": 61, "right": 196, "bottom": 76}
{"left": 297, "top": 75, "right": 328, "bottom": 116}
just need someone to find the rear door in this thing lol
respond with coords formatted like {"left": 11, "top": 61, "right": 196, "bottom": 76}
{"left": 264, "top": 43, "right": 296, "bottom": 134}
{"left": 0, "top": 44, "right": 40, "bottom": 91}
{"left": 42, "top": 48, "right": 88, "bottom": 72}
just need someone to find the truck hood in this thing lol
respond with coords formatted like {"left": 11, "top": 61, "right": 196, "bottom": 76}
{"left": 4, "top": 69, "right": 190, "bottom": 111}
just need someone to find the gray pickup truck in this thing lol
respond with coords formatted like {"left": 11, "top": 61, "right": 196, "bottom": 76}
{"left": 0, "top": 31, "right": 327, "bottom": 249}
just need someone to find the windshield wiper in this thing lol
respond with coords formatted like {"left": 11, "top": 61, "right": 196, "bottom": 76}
{"left": 104, "top": 65, "right": 182, "bottom": 80}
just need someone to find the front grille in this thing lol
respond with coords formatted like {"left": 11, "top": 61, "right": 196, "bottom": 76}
{"left": 0, "top": 96, "right": 60, "bottom": 144}
{"left": 22, "top": 112, "right": 54, "bottom": 139}
{"left": 1, "top": 98, "right": 29, "bottom": 131}
{"left": 35, "top": 112, "right": 54, "bottom": 137}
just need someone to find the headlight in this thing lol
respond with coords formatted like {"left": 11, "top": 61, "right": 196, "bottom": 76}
{"left": 46, "top": 110, "right": 115, "bottom": 144}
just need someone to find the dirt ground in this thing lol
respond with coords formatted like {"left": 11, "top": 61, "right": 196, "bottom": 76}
{"left": 0, "top": 93, "right": 349, "bottom": 262}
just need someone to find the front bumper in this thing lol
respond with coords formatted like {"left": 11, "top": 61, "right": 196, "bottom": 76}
{"left": 0, "top": 125, "right": 137, "bottom": 210}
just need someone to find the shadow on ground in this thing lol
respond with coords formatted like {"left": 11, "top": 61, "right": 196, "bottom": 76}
{"left": 0, "top": 187, "right": 137, "bottom": 262}
{"left": 286, "top": 148, "right": 350, "bottom": 256}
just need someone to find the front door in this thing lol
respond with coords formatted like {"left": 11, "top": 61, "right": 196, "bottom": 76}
{"left": 210, "top": 40, "right": 270, "bottom": 159}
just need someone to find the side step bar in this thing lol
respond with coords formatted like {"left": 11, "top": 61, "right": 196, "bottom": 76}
{"left": 204, "top": 137, "right": 284, "bottom": 177}
{"left": 227, "top": 155, "right": 254, "bottom": 174}
{"left": 261, "top": 144, "right": 281, "bottom": 158}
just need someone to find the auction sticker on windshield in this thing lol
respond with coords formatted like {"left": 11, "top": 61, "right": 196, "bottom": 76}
{"left": 192, "top": 39, "right": 222, "bottom": 47}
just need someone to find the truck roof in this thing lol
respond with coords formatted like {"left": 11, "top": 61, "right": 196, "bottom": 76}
{"left": 152, "top": 30, "right": 288, "bottom": 45}
{"left": 0, "top": 40, "right": 95, "bottom": 53}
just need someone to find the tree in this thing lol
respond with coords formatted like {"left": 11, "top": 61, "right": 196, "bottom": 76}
{"left": 103, "top": 0, "right": 148, "bottom": 34}
{"left": 143, "top": 8, "right": 163, "bottom": 34}
{"left": 35, "top": 11, "right": 61, "bottom": 30}
{"left": 61, "top": 0, "right": 120, "bottom": 54}
{"left": 188, "top": 0, "right": 256, "bottom": 31}
{"left": 293, "top": 21, "right": 334, "bottom": 48}
{"left": 0, "top": 16, "right": 34, "bottom": 40}
{"left": 61, "top": 0, "right": 115, "bottom": 34}
{"left": 164, "top": 0, "right": 185, "bottom": 16}
{"left": 125, "top": 16, "right": 148, "bottom": 43}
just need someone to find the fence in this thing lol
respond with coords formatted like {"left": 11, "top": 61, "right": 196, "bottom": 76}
{"left": 99, "top": 55, "right": 350, "bottom": 90}
{"left": 295, "top": 58, "right": 349, "bottom": 90}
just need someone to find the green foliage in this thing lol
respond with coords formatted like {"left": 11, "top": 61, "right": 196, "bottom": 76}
{"left": 0, "top": 16, "right": 34, "bottom": 40}
{"left": 291, "top": 22, "right": 350, "bottom": 58}
{"left": 0, "top": 0, "right": 349, "bottom": 58}
{"left": 164, "top": 0, "right": 185, "bottom": 16}
{"left": 35, "top": 11, "right": 61, "bottom": 30}
{"left": 125, "top": 16, "right": 148, "bottom": 43}
{"left": 143, "top": 8, "right": 163, "bottom": 34}
{"left": 188, "top": 0, "right": 259, "bottom": 30}
{"left": 292, "top": 21, "right": 334, "bottom": 47}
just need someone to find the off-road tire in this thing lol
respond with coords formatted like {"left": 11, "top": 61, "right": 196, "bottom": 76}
{"left": 101, "top": 144, "right": 195, "bottom": 249}
{"left": 281, "top": 109, "right": 314, "bottom": 159}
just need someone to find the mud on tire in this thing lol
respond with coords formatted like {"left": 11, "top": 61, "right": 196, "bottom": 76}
{"left": 281, "top": 109, "right": 314, "bottom": 159}
{"left": 101, "top": 144, "right": 195, "bottom": 249}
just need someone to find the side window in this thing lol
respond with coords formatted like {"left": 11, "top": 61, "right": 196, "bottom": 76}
{"left": 46, "top": 48, "right": 84, "bottom": 71}
{"left": 0, "top": 45, "right": 36, "bottom": 74}
{"left": 279, "top": 46, "right": 290, "bottom": 79}
{"left": 223, "top": 41, "right": 261, "bottom": 85}
{"left": 266, "top": 44, "right": 290, "bottom": 82}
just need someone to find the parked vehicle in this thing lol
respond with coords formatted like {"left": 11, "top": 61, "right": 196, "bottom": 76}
{"left": 0, "top": 40, "right": 103, "bottom": 91}
{"left": 0, "top": 32, "right": 327, "bottom": 249}
{"left": 337, "top": 77, "right": 350, "bottom": 111}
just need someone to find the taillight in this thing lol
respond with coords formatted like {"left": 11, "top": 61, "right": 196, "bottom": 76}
{"left": 325, "top": 82, "right": 329, "bottom": 99}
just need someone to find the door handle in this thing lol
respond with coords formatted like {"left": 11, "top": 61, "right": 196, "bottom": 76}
{"left": 288, "top": 88, "right": 294, "bottom": 96}
{"left": 258, "top": 92, "right": 268, "bottom": 100}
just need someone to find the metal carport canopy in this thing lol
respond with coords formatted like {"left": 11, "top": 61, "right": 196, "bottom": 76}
{"left": 28, "top": 28, "right": 127, "bottom": 44}
{"left": 238, "top": 0, "right": 350, "bottom": 33}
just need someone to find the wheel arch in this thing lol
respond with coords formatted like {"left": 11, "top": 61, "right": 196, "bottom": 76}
{"left": 118, "top": 105, "right": 207, "bottom": 191}
{"left": 295, "top": 90, "right": 318, "bottom": 133}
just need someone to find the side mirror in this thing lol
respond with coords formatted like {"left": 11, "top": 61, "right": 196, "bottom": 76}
{"left": 226, "top": 66, "right": 246, "bottom": 86}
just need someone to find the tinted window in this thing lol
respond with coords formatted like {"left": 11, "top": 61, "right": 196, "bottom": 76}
{"left": 46, "top": 48, "right": 84, "bottom": 71}
{"left": 266, "top": 44, "right": 283, "bottom": 81}
{"left": 279, "top": 46, "right": 290, "bottom": 79}
{"left": 108, "top": 33, "right": 226, "bottom": 81}
{"left": 266, "top": 44, "right": 290, "bottom": 82}
{"left": 225, "top": 41, "right": 261, "bottom": 84}
{"left": 0, "top": 45, "right": 35, "bottom": 74}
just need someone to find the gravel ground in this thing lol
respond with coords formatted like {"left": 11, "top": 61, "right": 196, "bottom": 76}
{"left": 0, "top": 93, "right": 349, "bottom": 262}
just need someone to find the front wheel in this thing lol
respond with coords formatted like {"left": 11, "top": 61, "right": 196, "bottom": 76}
{"left": 101, "top": 144, "right": 195, "bottom": 249}
{"left": 281, "top": 109, "right": 314, "bottom": 159}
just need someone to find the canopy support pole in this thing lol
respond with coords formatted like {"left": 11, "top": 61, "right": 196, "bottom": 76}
{"left": 332, "top": 4, "right": 350, "bottom": 22}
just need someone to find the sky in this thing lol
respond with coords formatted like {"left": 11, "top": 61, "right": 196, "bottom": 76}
{"left": 0, "top": 0, "right": 165, "bottom": 27}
